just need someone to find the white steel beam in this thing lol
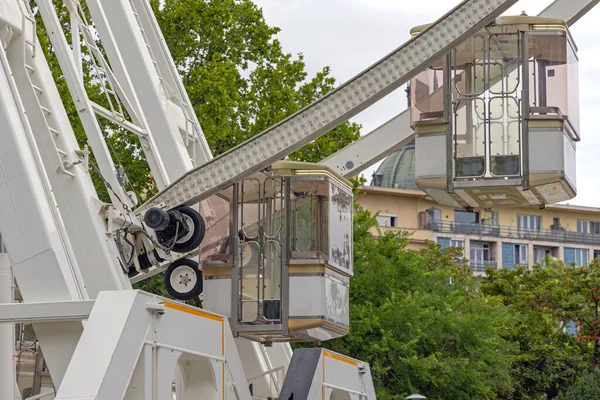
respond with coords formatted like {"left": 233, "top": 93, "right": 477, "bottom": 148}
{"left": 540, "top": 0, "right": 600, "bottom": 25}
{"left": 0, "top": 255, "right": 17, "bottom": 400}
{"left": 67, "top": 0, "right": 171, "bottom": 190}
{"left": 10, "top": 3, "right": 133, "bottom": 296}
{"left": 35, "top": 0, "right": 134, "bottom": 210}
{"left": 138, "top": 0, "right": 519, "bottom": 213}
{"left": 85, "top": 0, "right": 198, "bottom": 182}
{"left": 0, "top": 40, "right": 86, "bottom": 388}
{"left": 0, "top": 300, "right": 94, "bottom": 324}
{"left": 55, "top": 291, "right": 252, "bottom": 400}
{"left": 322, "top": 0, "right": 598, "bottom": 178}
{"left": 321, "top": 109, "right": 412, "bottom": 178}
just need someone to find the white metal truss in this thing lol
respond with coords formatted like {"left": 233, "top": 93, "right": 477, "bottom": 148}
{"left": 137, "top": 0, "right": 520, "bottom": 214}
{"left": 2, "top": 0, "right": 597, "bottom": 399}
{"left": 322, "top": 0, "right": 598, "bottom": 179}
{"left": 0, "top": 35, "right": 87, "bottom": 388}
{"left": 47, "top": 291, "right": 251, "bottom": 400}
{"left": 85, "top": 0, "right": 210, "bottom": 182}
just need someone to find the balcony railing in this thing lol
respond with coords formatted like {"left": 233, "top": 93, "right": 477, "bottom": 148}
{"left": 470, "top": 260, "right": 497, "bottom": 272}
{"left": 422, "top": 221, "right": 600, "bottom": 246}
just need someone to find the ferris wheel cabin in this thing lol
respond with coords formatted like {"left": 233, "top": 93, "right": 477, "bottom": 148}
{"left": 412, "top": 16, "right": 579, "bottom": 208}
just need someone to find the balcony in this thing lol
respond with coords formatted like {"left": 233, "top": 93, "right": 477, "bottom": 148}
{"left": 470, "top": 260, "right": 497, "bottom": 272}
{"left": 422, "top": 221, "right": 600, "bottom": 246}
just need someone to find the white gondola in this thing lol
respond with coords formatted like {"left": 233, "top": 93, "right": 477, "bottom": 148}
{"left": 413, "top": 16, "right": 579, "bottom": 208}
{"left": 201, "top": 161, "right": 353, "bottom": 344}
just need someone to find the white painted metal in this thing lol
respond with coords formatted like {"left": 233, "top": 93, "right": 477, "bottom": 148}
{"left": 85, "top": 0, "right": 204, "bottom": 180}
{"left": 138, "top": 0, "right": 520, "bottom": 213}
{"left": 34, "top": 0, "right": 134, "bottom": 210}
{"left": 0, "top": 25, "right": 87, "bottom": 387}
{"left": 7, "top": 3, "right": 133, "bottom": 298}
{"left": 541, "top": 0, "right": 600, "bottom": 25}
{"left": 55, "top": 291, "right": 252, "bottom": 400}
{"left": 8, "top": 0, "right": 597, "bottom": 398}
{"left": 0, "top": 300, "right": 94, "bottom": 324}
{"left": 322, "top": 0, "right": 597, "bottom": 179}
{"left": 0, "top": 254, "right": 17, "bottom": 400}
{"left": 321, "top": 109, "right": 412, "bottom": 178}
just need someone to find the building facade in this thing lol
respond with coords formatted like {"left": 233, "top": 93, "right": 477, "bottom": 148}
{"left": 360, "top": 142, "right": 600, "bottom": 273}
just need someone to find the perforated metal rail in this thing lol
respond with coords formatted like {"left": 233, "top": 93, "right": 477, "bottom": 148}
{"left": 136, "top": 0, "right": 519, "bottom": 214}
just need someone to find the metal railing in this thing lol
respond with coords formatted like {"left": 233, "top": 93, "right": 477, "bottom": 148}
{"left": 422, "top": 221, "right": 600, "bottom": 246}
{"left": 470, "top": 260, "right": 497, "bottom": 272}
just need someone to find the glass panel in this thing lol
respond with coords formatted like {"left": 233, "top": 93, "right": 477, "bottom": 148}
{"left": 452, "top": 35, "right": 486, "bottom": 96}
{"left": 240, "top": 178, "right": 260, "bottom": 240}
{"left": 528, "top": 33, "right": 579, "bottom": 135}
{"left": 263, "top": 240, "right": 281, "bottom": 320}
{"left": 455, "top": 210, "right": 478, "bottom": 224}
{"left": 488, "top": 33, "right": 520, "bottom": 95}
{"left": 454, "top": 96, "right": 486, "bottom": 177}
{"left": 328, "top": 181, "right": 353, "bottom": 273}
{"left": 240, "top": 240, "right": 260, "bottom": 322}
{"left": 263, "top": 178, "right": 284, "bottom": 239}
{"left": 199, "top": 195, "right": 231, "bottom": 264}
{"left": 262, "top": 177, "right": 283, "bottom": 321}
{"left": 293, "top": 195, "right": 315, "bottom": 252}
{"left": 410, "top": 64, "right": 445, "bottom": 125}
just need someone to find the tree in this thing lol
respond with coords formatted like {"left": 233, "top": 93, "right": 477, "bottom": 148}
{"left": 480, "top": 260, "right": 588, "bottom": 399}
{"left": 555, "top": 370, "right": 600, "bottom": 400}
{"left": 150, "top": 0, "right": 361, "bottom": 162}
{"left": 554, "top": 259, "right": 600, "bottom": 370}
{"left": 322, "top": 201, "right": 517, "bottom": 399}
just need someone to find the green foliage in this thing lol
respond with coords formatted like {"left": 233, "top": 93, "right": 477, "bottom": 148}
{"left": 555, "top": 370, "right": 600, "bottom": 400}
{"left": 480, "top": 259, "right": 590, "bottom": 399}
{"left": 323, "top": 207, "right": 517, "bottom": 400}
{"left": 150, "top": 0, "right": 361, "bottom": 162}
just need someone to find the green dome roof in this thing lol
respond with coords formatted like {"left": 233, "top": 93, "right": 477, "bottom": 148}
{"left": 371, "top": 141, "right": 419, "bottom": 190}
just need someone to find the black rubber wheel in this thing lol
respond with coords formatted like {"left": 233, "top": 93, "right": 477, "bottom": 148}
{"left": 164, "top": 258, "right": 203, "bottom": 300}
{"left": 172, "top": 206, "right": 205, "bottom": 253}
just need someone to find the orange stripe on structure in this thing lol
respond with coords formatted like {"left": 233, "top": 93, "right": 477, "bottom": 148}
{"left": 163, "top": 301, "right": 225, "bottom": 355}
{"left": 322, "top": 351, "right": 326, "bottom": 400}
{"left": 164, "top": 301, "right": 224, "bottom": 322}
{"left": 164, "top": 301, "right": 227, "bottom": 397}
{"left": 323, "top": 351, "right": 359, "bottom": 366}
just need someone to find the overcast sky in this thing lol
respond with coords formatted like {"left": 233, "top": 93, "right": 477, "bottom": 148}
{"left": 252, "top": 0, "right": 600, "bottom": 207}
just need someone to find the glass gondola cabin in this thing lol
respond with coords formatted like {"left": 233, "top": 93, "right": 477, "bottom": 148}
{"left": 412, "top": 16, "right": 579, "bottom": 208}
{"left": 199, "top": 161, "right": 353, "bottom": 344}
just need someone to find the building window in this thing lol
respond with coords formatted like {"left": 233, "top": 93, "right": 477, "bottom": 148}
{"left": 471, "top": 242, "right": 490, "bottom": 262}
{"left": 564, "top": 248, "right": 589, "bottom": 267}
{"left": 455, "top": 210, "right": 479, "bottom": 224}
{"left": 437, "top": 237, "right": 464, "bottom": 249}
{"left": 518, "top": 215, "right": 541, "bottom": 231}
{"left": 427, "top": 208, "right": 441, "bottom": 221}
{"left": 376, "top": 214, "right": 397, "bottom": 228}
{"left": 503, "top": 243, "right": 528, "bottom": 269}
{"left": 577, "top": 220, "right": 600, "bottom": 234}
{"left": 534, "top": 247, "right": 552, "bottom": 266}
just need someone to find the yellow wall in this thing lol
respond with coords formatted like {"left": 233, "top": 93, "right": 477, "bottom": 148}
{"left": 358, "top": 186, "right": 600, "bottom": 232}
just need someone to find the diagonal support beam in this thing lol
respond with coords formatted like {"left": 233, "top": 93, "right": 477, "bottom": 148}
{"left": 137, "top": 0, "right": 520, "bottom": 214}
{"left": 540, "top": 0, "right": 600, "bottom": 26}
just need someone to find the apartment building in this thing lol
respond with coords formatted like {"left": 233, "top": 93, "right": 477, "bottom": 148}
{"left": 360, "top": 142, "right": 600, "bottom": 273}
